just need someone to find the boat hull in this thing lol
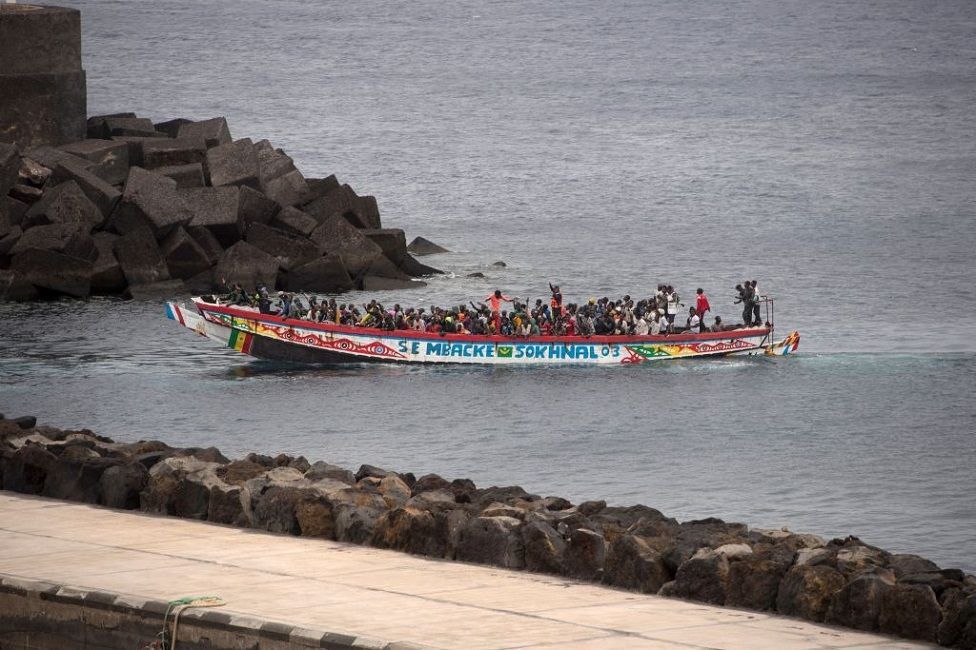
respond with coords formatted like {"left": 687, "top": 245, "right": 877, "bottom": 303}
{"left": 166, "top": 300, "right": 799, "bottom": 365}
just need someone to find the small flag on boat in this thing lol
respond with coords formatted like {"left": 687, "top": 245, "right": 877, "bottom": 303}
{"left": 228, "top": 329, "right": 253, "bottom": 354}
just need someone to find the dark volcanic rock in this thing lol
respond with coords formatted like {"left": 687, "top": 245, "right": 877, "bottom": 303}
{"left": 407, "top": 236, "right": 449, "bottom": 256}
{"left": 11, "top": 248, "right": 93, "bottom": 297}
{"left": 110, "top": 135, "right": 160, "bottom": 168}
{"left": 141, "top": 136, "right": 207, "bottom": 170}
{"left": 457, "top": 516, "right": 525, "bottom": 569}
{"left": 155, "top": 163, "right": 205, "bottom": 189}
{"left": 399, "top": 253, "right": 444, "bottom": 277}
{"left": 659, "top": 549, "right": 730, "bottom": 605}
{"left": 331, "top": 489, "right": 389, "bottom": 544}
{"left": 22, "top": 181, "right": 103, "bottom": 230}
{"left": 9, "top": 184, "right": 43, "bottom": 205}
{"left": 300, "top": 175, "right": 340, "bottom": 205}
{"left": 114, "top": 225, "right": 170, "bottom": 286}
{"left": 153, "top": 118, "right": 193, "bottom": 139}
{"left": 522, "top": 520, "right": 566, "bottom": 574}
{"left": 0, "top": 269, "right": 39, "bottom": 301}
{"left": 183, "top": 186, "right": 241, "bottom": 246}
{"left": 98, "top": 462, "right": 149, "bottom": 509}
{"left": 371, "top": 506, "right": 446, "bottom": 557}
{"left": 178, "top": 117, "right": 232, "bottom": 149}
{"left": 564, "top": 528, "right": 606, "bottom": 581}
{"left": 776, "top": 564, "right": 847, "bottom": 622}
{"left": 1, "top": 143, "right": 22, "bottom": 195}
{"left": 112, "top": 167, "right": 192, "bottom": 236}
{"left": 878, "top": 583, "right": 941, "bottom": 642}
{"left": 213, "top": 241, "right": 279, "bottom": 289}
{"left": 284, "top": 253, "right": 353, "bottom": 293}
{"left": 126, "top": 279, "right": 185, "bottom": 299}
{"left": 604, "top": 534, "right": 670, "bottom": 594}
{"left": 59, "top": 139, "right": 130, "bottom": 185}
{"left": 206, "top": 138, "right": 261, "bottom": 189}
{"left": 725, "top": 556, "right": 789, "bottom": 611}
{"left": 825, "top": 571, "right": 895, "bottom": 631}
{"left": 939, "top": 589, "right": 976, "bottom": 648}
{"left": 161, "top": 226, "right": 212, "bottom": 280}
{"left": 271, "top": 206, "right": 319, "bottom": 237}
{"left": 246, "top": 222, "right": 320, "bottom": 272}
{"left": 888, "top": 553, "right": 940, "bottom": 578}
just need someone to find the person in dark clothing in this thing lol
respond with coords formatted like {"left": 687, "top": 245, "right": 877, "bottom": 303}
{"left": 549, "top": 283, "right": 563, "bottom": 322}
{"left": 734, "top": 283, "right": 753, "bottom": 326}
{"left": 750, "top": 280, "right": 762, "bottom": 325}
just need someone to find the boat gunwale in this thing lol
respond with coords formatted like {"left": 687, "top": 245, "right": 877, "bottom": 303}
{"left": 194, "top": 300, "right": 773, "bottom": 346}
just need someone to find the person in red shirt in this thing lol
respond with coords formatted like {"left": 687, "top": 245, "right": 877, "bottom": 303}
{"left": 695, "top": 288, "right": 711, "bottom": 321}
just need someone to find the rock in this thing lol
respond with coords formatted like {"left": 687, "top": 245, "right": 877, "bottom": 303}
{"left": 406, "top": 236, "right": 449, "bottom": 256}
{"left": 378, "top": 474, "right": 412, "bottom": 507}
{"left": 284, "top": 253, "right": 353, "bottom": 293}
{"left": 59, "top": 139, "right": 130, "bottom": 185}
{"left": 578, "top": 500, "right": 607, "bottom": 516}
{"left": 102, "top": 116, "right": 159, "bottom": 138}
{"left": 153, "top": 118, "right": 193, "bottom": 139}
{"left": 563, "top": 528, "right": 606, "bottom": 581}
{"left": 604, "top": 534, "right": 670, "bottom": 593}
{"left": 355, "top": 464, "right": 390, "bottom": 482}
{"left": 22, "top": 180, "right": 103, "bottom": 230}
{"left": 110, "top": 135, "right": 160, "bottom": 168}
{"left": 98, "top": 462, "right": 148, "bottom": 509}
{"left": 776, "top": 564, "right": 846, "bottom": 622}
{"left": 114, "top": 225, "right": 170, "bottom": 286}
{"left": 331, "top": 488, "right": 390, "bottom": 544}
{"left": 9, "top": 183, "right": 43, "bottom": 204}
{"left": 371, "top": 507, "right": 445, "bottom": 557}
{"left": 726, "top": 556, "right": 789, "bottom": 611}
{"left": 216, "top": 460, "right": 269, "bottom": 485}
{"left": 939, "top": 589, "right": 976, "bottom": 648}
{"left": 659, "top": 519, "right": 747, "bottom": 571}
{"left": 491, "top": 261, "right": 507, "bottom": 268}
{"left": 457, "top": 516, "right": 525, "bottom": 569}
{"left": 161, "top": 226, "right": 212, "bottom": 280}
{"left": 2, "top": 444, "right": 57, "bottom": 494}
{"left": 13, "top": 416, "right": 37, "bottom": 430}
{"left": 412, "top": 473, "right": 450, "bottom": 495}
{"left": 187, "top": 226, "right": 224, "bottom": 264}
{"left": 112, "top": 167, "right": 193, "bottom": 236}
{"left": 271, "top": 206, "right": 319, "bottom": 237}
{"left": 140, "top": 457, "right": 221, "bottom": 519}
{"left": 21, "top": 147, "right": 84, "bottom": 179}
{"left": 294, "top": 494, "right": 336, "bottom": 538}
{"left": 714, "top": 543, "right": 753, "bottom": 560}
{"left": 263, "top": 169, "right": 309, "bottom": 208}
{"left": 90, "top": 232, "right": 126, "bottom": 293}
{"left": 251, "top": 485, "right": 305, "bottom": 534}
{"left": 825, "top": 571, "right": 895, "bottom": 631}
{"left": 154, "top": 163, "right": 205, "bottom": 189}
{"left": 888, "top": 553, "right": 940, "bottom": 578}
{"left": 238, "top": 185, "right": 279, "bottom": 229}
{"left": 0, "top": 269, "right": 39, "bottom": 301}
{"left": 49, "top": 158, "right": 121, "bottom": 219}
{"left": 795, "top": 547, "right": 833, "bottom": 567}
{"left": 10, "top": 223, "right": 96, "bottom": 260}
{"left": 481, "top": 503, "right": 526, "bottom": 519}
{"left": 141, "top": 135, "right": 207, "bottom": 170}
{"left": 11, "top": 248, "right": 93, "bottom": 297}
{"left": 304, "top": 461, "right": 355, "bottom": 485}
{"left": 304, "top": 184, "right": 380, "bottom": 230}
{"left": 126, "top": 279, "right": 185, "bottom": 299}
{"left": 360, "top": 276, "right": 425, "bottom": 291}
{"left": 206, "top": 138, "right": 261, "bottom": 189}
{"left": 833, "top": 542, "right": 890, "bottom": 576}
{"left": 86, "top": 113, "right": 137, "bottom": 139}
{"left": 254, "top": 140, "right": 296, "bottom": 182}
{"left": 1, "top": 143, "right": 22, "bottom": 195}
{"left": 300, "top": 175, "right": 340, "bottom": 205}
{"left": 43, "top": 455, "right": 123, "bottom": 504}
{"left": 399, "top": 253, "right": 443, "bottom": 277}
{"left": 521, "top": 520, "right": 566, "bottom": 574}
{"left": 406, "top": 489, "right": 457, "bottom": 514}
{"left": 361, "top": 229, "right": 408, "bottom": 266}
{"left": 208, "top": 483, "right": 246, "bottom": 526}
{"left": 4, "top": 197, "right": 29, "bottom": 228}
{"left": 466, "top": 272, "right": 485, "bottom": 278}
{"left": 183, "top": 186, "right": 241, "bottom": 246}
{"left": 213, "top": 241, "right": 279, "bottom": 290}
{"left": 177, "top": 117, "right": 231, "bottom": 149}
{"left": 878, "top": 583, "right": 941, "bottom": 642}
{"left": 659, "top": 549, "right": 730, "bottom": 605}
{"left": 246, "top": 222, "right": 320, "bottom": 272}
{"left": 900, "top": 570, "right": 966, "bottom": 597}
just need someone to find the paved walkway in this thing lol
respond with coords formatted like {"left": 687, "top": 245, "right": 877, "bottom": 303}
{"left": 0, "top": 493, "right": 930, "bottom": 649}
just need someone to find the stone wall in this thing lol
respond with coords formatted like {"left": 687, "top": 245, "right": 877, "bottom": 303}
{"left": 1, "top": 416, "right": 974, "bottom": 648}
{"left": 0, "top": 5, "right": 87, "bottom": 149}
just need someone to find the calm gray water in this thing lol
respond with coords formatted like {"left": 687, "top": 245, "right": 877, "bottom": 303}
{"left": 2, "top": 0, "right": 976, "bottom": 570}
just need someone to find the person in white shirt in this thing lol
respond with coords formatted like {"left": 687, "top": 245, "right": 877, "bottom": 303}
{"left": 634, "top": 316, "right": 650, "bottom": 336}
{"left": 650, "top": 311, "right": 664, "bottom": 335}
{"left": 686, "top": 307, "right": 701, "bottom": 333}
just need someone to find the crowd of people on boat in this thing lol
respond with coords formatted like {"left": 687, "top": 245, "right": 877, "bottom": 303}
{"left": 219, "top": 279, "right": 768, "bottom": 337}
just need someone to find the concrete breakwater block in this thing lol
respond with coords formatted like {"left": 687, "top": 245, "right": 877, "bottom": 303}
{"left": 10, "top": 248, "right": 93, "bottom": 298}
{"left": 2, "top": 111, "right": 445, "bottom": 301}
{"left": 406, "top": 236, "right": 449, "bottom": 256}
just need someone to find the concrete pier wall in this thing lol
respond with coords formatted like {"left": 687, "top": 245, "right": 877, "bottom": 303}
{"left": 0, "top": 4, "right": 87, "bottom": 149}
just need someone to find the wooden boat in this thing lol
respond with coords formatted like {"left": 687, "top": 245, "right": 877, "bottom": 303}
{"left": 165, "top": 297, "right": 800, "bottom": 365}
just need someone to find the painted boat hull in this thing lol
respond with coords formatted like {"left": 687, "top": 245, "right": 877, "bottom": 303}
{"left": 165, "top": 300, "right": 800, "bottom": 365}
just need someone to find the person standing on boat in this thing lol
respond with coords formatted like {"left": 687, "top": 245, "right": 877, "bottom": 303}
{"left": 665, "top": 286, "right": 680, "bottom": 331}
{"left": 695, "top": 288, "right": 711, "bottom": 321}
{"left": 486, "top": 290, "right": 513, "bottom": 333}
{"left": 750, "top": 280, "right": 762, "bottom": 326}
{"left": 734, "top": 283, "right": 752, "bottom": 326}
{"left": 686, "top": 307, "right": 702, "bottom": 333}
{"left": 549, "top": 283, "right": 563, "bottom": 322}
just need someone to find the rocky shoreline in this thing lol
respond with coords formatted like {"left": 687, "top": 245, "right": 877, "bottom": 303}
{"left": 1, "top": 415, "right": 974, "bottom": 648}
{"left": 0, "top": 114, "right": 445, "bottom": 302}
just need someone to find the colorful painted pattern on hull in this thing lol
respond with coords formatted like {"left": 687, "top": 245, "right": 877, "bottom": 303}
{"left": 186, "top": 302, "right": 790, "bottom": 365}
